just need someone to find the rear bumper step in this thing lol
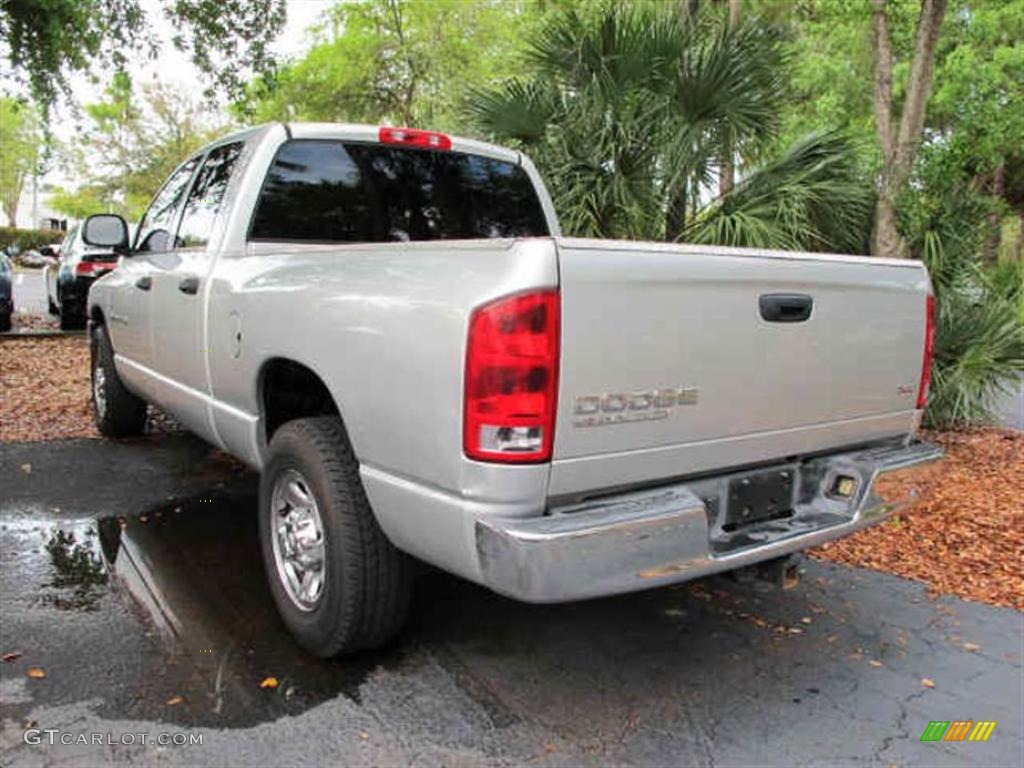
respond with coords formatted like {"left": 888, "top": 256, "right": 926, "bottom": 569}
{"left": 476, "top": 439, "right": 943, "bottom": 602}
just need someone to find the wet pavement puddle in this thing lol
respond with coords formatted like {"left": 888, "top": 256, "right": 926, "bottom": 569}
{"left": 0, "top": 490, "right": 405, "bottom": 727}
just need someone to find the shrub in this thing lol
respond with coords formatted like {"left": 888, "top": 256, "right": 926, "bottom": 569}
{"left": 0, "top": 227, "right": 65, "bottom": 254}
{"left": 904, "top": 188, "right": 1024, "bottom": 427}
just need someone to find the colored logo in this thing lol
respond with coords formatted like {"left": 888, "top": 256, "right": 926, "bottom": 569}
{"left": 920, "top": 721, "right": 996, "bottom": 742}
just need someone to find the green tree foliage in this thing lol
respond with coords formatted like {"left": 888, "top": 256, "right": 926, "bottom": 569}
{"left": 50, "top": 73, "right": 227, "bottom": 221}
{"left": 236, "top": 0, "right": 531, "bottom": 131}
{"left": 0, "top": 0, "right": 286, "bottom": 113}
{"left": 899, "top": 176, "right": 1023, "bottom": 426}
{"left": 468, "top": 3, "right": 870, "bottom": 250}
{"left": 0, "top": 98, "right": 42, "bottom": 226}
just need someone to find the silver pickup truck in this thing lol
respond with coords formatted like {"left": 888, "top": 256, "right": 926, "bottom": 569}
{"left": 83, "top": 123, "right": 942, "bottom": 656}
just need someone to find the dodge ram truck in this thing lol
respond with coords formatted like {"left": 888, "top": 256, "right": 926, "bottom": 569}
{"left": 83, "top": 123, "right": 943, "bottom": 656}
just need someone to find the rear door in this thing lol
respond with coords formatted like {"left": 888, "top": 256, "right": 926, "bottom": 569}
{"left": 550, "top": 239, "right": 931, "bottom": 495}
{"left": 148, "top": 141, "right": 245, "bottom": 438}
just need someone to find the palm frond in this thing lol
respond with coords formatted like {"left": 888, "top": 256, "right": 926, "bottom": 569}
{"left": 687, "top": 131, "right": 873, "bottom": 252}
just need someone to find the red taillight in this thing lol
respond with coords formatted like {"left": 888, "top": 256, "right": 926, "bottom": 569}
{"left": 75, "top": 260, "right": 115, "bottom": 277}
{"left": 379, "top": 126, "right": 452, "bottom": 151}
{"left": 464, "top": 290, "right": 560, "bottom": 463}
{"left": 917, "top": 294, "right": 936, "bottom": 410}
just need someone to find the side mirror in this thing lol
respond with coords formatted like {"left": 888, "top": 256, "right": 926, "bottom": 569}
{"left": 82, "top": 214, "right": 130, "bottom": 251}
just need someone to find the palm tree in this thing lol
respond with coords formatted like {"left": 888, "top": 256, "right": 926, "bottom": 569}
{"left": 467, "top": 4, "right": 873, "bottom": 251}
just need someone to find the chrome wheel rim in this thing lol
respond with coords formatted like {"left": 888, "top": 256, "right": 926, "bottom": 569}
{"left": 93, "top": 364, "right": 107, "bottom": 419}
{"left": 270, "top": 469, "right": 326, "bottom": 611}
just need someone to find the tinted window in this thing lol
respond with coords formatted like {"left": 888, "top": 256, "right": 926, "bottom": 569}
{"left": 249, "top": 140, "right": 548, "bottom": 243}
{"left": 176, "top": 142, "right": 244, "bottom": 249}
{"left": 135, "top": 158, "right": 200, "bottom": 253}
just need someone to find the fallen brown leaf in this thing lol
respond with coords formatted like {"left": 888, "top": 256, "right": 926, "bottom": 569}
{"left": 166, "top": 695, "right": 184, "bottom": 706}
{"left": 963, "top": 642, "right": 981, "bottom": 652}
{"left": 869, "top": 660, "right": 883, "bottom": 668}
{"left": 26, "top": 667, "right": 46, "bottom": 679}
{"left": 258, "top": 676, "right": 279, "bottom": 689}
{"left": 1, "top": 651, "right": 22, "bottom": 663}
{"left": 921, "top": 678, "right": 935, "bottom": 688}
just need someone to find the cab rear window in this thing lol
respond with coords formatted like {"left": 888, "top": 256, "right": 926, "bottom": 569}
{"left": 249, "top": 139, "right": 548, "bottom": 243}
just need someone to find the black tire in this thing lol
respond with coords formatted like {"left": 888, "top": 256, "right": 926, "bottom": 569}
{"left": 259, "top": 416, "right": 412, "bottom": 657}
{"left": 59, "top": 303, "right": 84, "bottom": 330}
{"left": 48, "top": 296, "right": 58, "bottom": 315}
{"left": 0, "top": 312, "right": 10, "bottom": 332}
{"left": 90, "top": 324, "right": 147, "bottom": 437}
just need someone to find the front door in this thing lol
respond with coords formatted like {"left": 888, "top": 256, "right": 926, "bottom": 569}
{"left": 116, "top": 157, "right": 201, "bottom": 381}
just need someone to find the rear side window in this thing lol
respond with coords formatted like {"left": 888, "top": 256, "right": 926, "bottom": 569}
{"left": 176, "top": 142, "right": 244, "bottom": 250}
{"left": 249, "top": 140, "right": 548, "bottom": 243}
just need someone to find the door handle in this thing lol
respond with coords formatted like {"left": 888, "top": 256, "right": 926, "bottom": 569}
{"left": 178, "top": 276, "right": 200, "bottom": 295}
{"left": 135, "top": 275, "right": 152, "bottom": 291}
{"left": 759, "top": 293, "right": 813, "bottom": 323}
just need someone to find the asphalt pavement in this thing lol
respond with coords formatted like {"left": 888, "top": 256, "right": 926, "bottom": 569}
{"left": 10, "top": 270, "right": 49, "bottom": 316}
{"left": 1, "top": 436, "right": 1021, "bottom": 767}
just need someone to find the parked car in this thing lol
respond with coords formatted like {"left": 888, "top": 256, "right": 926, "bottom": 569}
{"left": 44, "top": 224, "right": 120, "bottom": 329}
{"left": 38, "top": 244, "right": 60, "bottom": 262}
{"left": 16, "top": 249, "right": 48, "bottom": 268}
{"left": 85, "top": 123, "right": 943, "bottom": 657}
{"left": 0, "top": 253, "right": 12, "bottom": 331}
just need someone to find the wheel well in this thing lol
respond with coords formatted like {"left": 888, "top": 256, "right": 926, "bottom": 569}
{"left": 261, "top": 359, "right": 339, "bottom": 443}
{"left": 90, "top": 306, "right": 105, "bottom": 326}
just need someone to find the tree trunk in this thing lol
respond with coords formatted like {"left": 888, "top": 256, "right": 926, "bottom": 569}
{"left": 718, "top": 0, "right": 741, "bottom": 197}
{"left": 983, "top": 160, "right": 1006, "bottom": 265}
{"left": 1016, "top": 210, "right": 1023, "bottom": 263}
{"left": 870, "top": 0, "right": 948, "bottom": 258}
{"left": 2, "top": 199, "right": 17, "bottom": 228}
{"left": 665, "top": 186, "right": 687, "bottom": 242}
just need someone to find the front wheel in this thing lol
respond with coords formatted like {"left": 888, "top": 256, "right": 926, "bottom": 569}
{"left": 91, "top": 325, "right": 147, "bottom": 436}
{"left": 59, "top": 301, "right": 84, "bottom": 330}
{"left": 259, "top": 417, "right": 412, "bottom": 657}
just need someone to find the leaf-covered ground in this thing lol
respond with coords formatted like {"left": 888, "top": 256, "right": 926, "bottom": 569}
{"left": 813, "top": 428, "right": 1023, "bottom": 611}
{"left": 0, "top": 337, "right": 95, "bottom": 441}
{"left": 1, "top": 337, "right": 1021, "bottom": 610}
{"left": 0, "top": 336, "right": 180, "bottom": 441}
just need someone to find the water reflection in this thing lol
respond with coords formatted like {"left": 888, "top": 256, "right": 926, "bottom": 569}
{"left": 39, "top": 523, "right": 109, "bottom": 611}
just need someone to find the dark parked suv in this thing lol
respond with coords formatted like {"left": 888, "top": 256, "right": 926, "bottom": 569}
{"left": 0, "top": 253, "right": 13, "bottom": 331}
{"left": 44, "top": 224, "right": 119, "bottom": 329}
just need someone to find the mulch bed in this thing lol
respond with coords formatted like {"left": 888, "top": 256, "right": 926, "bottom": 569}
{"left": 1, "top": 337, "right": 1021, "bottom": 610}
{"left": 812, "top": 429, "right": 1023, "bottom": 611}
{"left": 8, "top": 310, "right": 60, "bottom": 332}
{"left": 0, "top": 337, "right": 96, "bottom": 441}
{"left": 0, "top": 336, "right": 180, "bottom": 441}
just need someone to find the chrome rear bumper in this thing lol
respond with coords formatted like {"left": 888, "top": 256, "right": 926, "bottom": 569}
{"left": 476, "top": 439, "right": 943, "bottom": 602}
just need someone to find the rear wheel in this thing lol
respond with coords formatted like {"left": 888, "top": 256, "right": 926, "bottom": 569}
{"left": 259, "top": 416, "right": 412, "bottom": 657}
{"left": 91, "top": 324, "right": 147, "bottom": 436}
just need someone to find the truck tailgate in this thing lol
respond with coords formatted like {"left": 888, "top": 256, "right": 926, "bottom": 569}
{"left": 550, "top": 238, "right": 931, "bottom": 496}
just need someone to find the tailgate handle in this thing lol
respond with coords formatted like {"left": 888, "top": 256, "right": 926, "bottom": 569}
{"left": 760, "top": 294, "right": 812, "bottom": 323}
